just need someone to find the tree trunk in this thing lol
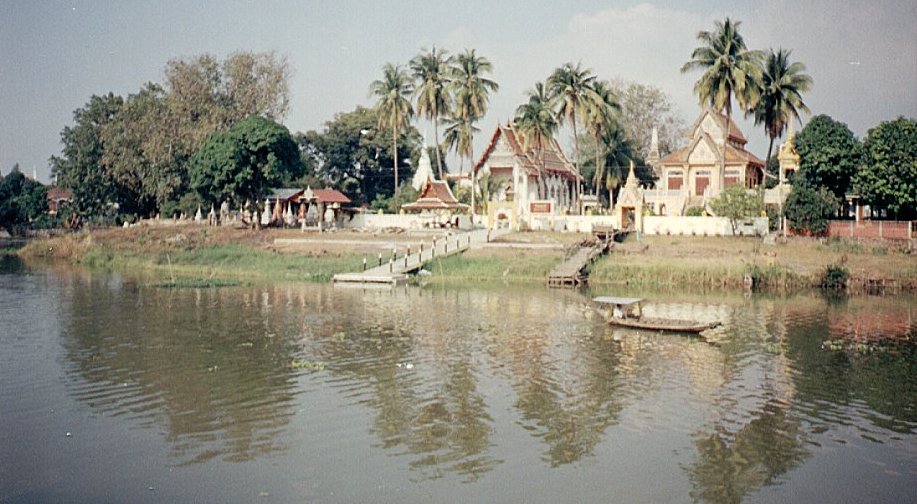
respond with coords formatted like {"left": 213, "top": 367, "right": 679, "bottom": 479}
{"left": 392, "top": 127, "right": 399, "bottom": 195}
{"left": 433, "top": 114, "right": 444, "bottom": 179}
{"left": 764, "top": 135, "right": 776, "bottom": 183}
{"left": 572, "top": 117, "right": 580, "bottom": 207}
{"left": 722, "top": 105, "right": 730, "bottom": 193}
{"left": 594, "top": 133, "right": 602, "bottom": 197}
{"left": 470, "top": 141, "right": 476, "bottom": 221}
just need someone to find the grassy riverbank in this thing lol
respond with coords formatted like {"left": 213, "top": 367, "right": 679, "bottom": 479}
{"left": 16, "top": 225, "right": 917, "bottom": 292}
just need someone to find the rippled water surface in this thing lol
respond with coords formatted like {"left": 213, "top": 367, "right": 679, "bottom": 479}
{"left": 1, "top": 260, "right": 915, "bottom": 503}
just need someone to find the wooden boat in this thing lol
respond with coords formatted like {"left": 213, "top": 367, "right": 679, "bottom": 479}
{"left": 593, "top": 296, "right": 721, "bottom": 333}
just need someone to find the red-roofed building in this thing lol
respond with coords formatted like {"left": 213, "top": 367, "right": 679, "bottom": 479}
{"left": 402, "top": 179, "right": 469, "bottom": 213}
{"left": 644, "top": 109, "right": 765, "bottom": 216}
{"left": 473, "top": 122, "right": 581, "bottom": 229}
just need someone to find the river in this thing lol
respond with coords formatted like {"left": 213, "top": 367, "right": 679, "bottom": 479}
{"left": 1, "top": 257, "right": 914, "bottom": 503}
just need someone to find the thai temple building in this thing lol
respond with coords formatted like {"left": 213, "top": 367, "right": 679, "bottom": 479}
{"left": 764, "top": 121, "right": 800, "bottom": 209}
{"left": 644, "top": 109, "right": 766, "bottom": 216}
{"left": 473, "top": 122, "right": 581, "bottom": 229}
{"left": 402, "top": 145, "right": 468, "bottom": 214}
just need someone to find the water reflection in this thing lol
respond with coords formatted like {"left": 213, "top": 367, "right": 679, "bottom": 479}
{"left": 41, "top": 270, "right": 916, "bottom": 496}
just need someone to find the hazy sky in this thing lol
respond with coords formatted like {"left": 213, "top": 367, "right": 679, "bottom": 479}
{"left": 2, "top": 0, "right": 915, "bottom": 183}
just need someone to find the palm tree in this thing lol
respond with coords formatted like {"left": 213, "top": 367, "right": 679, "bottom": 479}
{"left": 583, "top": 79, "right": 621, "bottom": 197}
{"left": 410, "top": 47, "right": 452, "bottom": 179}
{"left": 600, "top": 125, "right": 633, "bottom": 207}
{"left": 441, "top": 112, "right": 477, "bottom": 174}
{"left": 369, "top": 63, "right": 414, "bottom": 194}
{"left": 514, "top": 81, "right": 558, "bottom": 171}
{"left": 547, "top": 62, "right": 597, "bottom": 201}
{"left": 450, "top": 49, "right": 499, "bottom": 176}
{"left": 681, "top": 17, "right": 762, "bottom": 187}
{"left": 753, "top": 48, "right": 812, "bottom": 178}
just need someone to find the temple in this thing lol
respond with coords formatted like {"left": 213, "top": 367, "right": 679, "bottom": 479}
{"left": 644, "top": 109, "right": 765, "bottom": 216}
{"left": 473, "top": 122, "right": 581, "bottom": 229}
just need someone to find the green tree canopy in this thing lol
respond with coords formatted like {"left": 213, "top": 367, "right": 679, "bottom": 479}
{"left": 410, "top": 47, "right": 452, "bottom": 178}
{"left": 370, "top": 63, "right": 414, "bottom": 194}
{"left": 784, "top": 181, "right": 839, "bottom": 235}
{"left": 708, "top": 185, "right": 763, "bottom": 234}
{"left": 752, "top": 48, "right": 812, "bottom": 176}
{"left": 854, "top": 117, "right": 917, "bottom": 220}
{"left": 795, "top": 114, "right": 863, "bottom": 200}
{"left": 0, "top": 166, "right": 48, "bottom": 230}
{"left": 189, "top": 116, "right": 303, "bottom": 220}
{"left": 608, "top": 79, "right": 687, "bottom": 160}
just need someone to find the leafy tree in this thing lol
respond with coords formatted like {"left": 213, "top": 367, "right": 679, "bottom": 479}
{"left": 784, "top": 181, "right": 839, "bottom": 235}
{"left": 298, "top": 106, "right": 418, "bottom": 205}
{"left": 708, "top": 184, "right": 763, "bottom": 234}
{"left": 50, "top": 93, "right": 125, "bottom": 216}
{"left": 547, "top": 62, "right": 597, "bottom": 186}
{"left": 189, "top": 116, "right": 303, "bottom": 227}
{"left": 795, "top": 114, "right": 863, "bottom": 200}
{"left": 369, "top": 63, "right": 414, "bottom": 194}
{"left": 682, "top": 17, "right": 763, "bottom": 185}
{"left": 853, "top": 117, "right": 917, "bottom": 220}
{"left": 753, "top": 48, "right": 812, "bottom": 178}
{"left": 608, "top": 79, "right": 687, "bottom": 159}
{"left": 0, "top": 166, "right": 48, "bottom": 231}
{"left": 410, "top": 47, "right": 452, "bottom": 178}
{"left": 441, "top": 112, "right": 478, "bottom": 175}
{"left": 449, "top": 49, "right": 499, "bottom": 175}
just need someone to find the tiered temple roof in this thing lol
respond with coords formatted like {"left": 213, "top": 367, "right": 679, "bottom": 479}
{"left": 474, "top": 123, "right": 581, "bottom": 180}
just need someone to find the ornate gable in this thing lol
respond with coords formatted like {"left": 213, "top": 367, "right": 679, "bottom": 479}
{"left": 688, "top": 136, "right": 719, "bottom": 164}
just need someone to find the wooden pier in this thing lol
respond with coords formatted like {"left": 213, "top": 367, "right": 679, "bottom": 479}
{"left": 547, "top": 242, "right": 608, "bottom": 287}
{"left": 332, "top": 234, "right": 472, "bottom": 285}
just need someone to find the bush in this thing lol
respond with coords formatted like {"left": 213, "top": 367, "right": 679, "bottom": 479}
{"left": 784, "top": 183, "right": 839, "bottom": 235}
{"left": 685, "top": 206, "right": 705, "bottom": 217}
{"left": 820, "top": 263, "right": 849, "bottom": 290}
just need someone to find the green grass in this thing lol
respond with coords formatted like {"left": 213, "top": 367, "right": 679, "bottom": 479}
{"left": 424, "top": 252, "right": 560, "bottom": 283}
{"left": 80, "top": 243, "right": 365, "bottom": 284}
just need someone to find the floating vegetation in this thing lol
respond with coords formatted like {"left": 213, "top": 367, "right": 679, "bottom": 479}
{"left": 821, "top": 339, "right": 891, "bottom": 353}
{"left": 291, "top": 359, "right": 326, "bottom": 371}
{"left": 155, "top": 278, "right": 241, "bottom": 288}
{"left": 331, "top": 331, "right": 347, "bottom": 342}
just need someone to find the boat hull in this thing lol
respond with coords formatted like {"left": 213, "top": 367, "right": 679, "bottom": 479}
{"left": 607, "top": 317, "right": 720, "bottom": 333}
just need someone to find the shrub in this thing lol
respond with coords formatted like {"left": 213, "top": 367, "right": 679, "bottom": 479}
{"left": 820, "top": 263, "right": 849, "bottom": 290}
{"left": 784, "top": 183, "right": 839, "bottom": 235}
{"left": 685, "top": 206, "right": 705, "bottom": 217}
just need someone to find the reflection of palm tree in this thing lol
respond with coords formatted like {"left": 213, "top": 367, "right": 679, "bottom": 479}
{"left": 370, "top": 63, "right": 414, "bottom": 194}
{"left": 688, "top": 401, "right": 808, "bottom": 504}
{"left": 411, "top": 47, "right": 452, "bottom": 179}
{"left": 681, "top": 18, "right": 762, "bottom": 187}
{"left": 753, "top": 48, "right": 812, "bottom": 176}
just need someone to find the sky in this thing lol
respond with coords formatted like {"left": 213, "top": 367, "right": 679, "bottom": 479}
{"left": 2, "top": 0, "right": 915, "bottom": 183}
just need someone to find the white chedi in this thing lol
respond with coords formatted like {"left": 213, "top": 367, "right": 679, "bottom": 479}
{"left": 412, "top": 143, "right": 435, "bottom": 191}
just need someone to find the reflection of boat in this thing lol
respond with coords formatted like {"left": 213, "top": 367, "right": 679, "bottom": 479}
{"left": 594, "top": 296, "right": 721, "bottom": 333}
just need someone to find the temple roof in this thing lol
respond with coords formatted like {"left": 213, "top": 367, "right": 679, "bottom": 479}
{"left": 473, "top": 123, "right": 581, "bottom": 181}
{"left": 691, "top": 108, "right": 748, "bottom": 145}
{"left": 402, "top": 180, "right": 469, "bottom": 212}
{"left": 301, "top": 187, "right": 351, "bottom": 204}
{"left": 658, "top": 130, "right": 764, "bottom": 168}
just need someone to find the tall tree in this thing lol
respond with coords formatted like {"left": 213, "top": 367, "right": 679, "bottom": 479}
{"left": 189, "top": 116, "right": 302, "bottom": 227}
{"left": 450, "top": 49, "right": 499, "bottom": 176}
{"left": 410, "top": 47, "right": 452, "bottom": 178}
{"left": 441, "top": 112, "right": 478, "bottom": 174}
{"left": 681, "top": 17, "right": 763, "bottom": 186}
{"left": 369, "top": 63, "right": 414, "bottom": 194}
{"left": 514, "top": 81, "right": 559, "bottom": 171}
{"left": 854, "top": 117, "right": 917, "bottom": 220}
{"left": 547, "top": 62, "right": 597, "bottom": 200}
{"left": 795, "top": 114, "right": 863, "bottom": 200}
{"left": 583, "top": 80, "right": 621, "bottom": 196}
{"left": 50, "top": 93, "right": 125, "bottom": 216}
{"left": 753, "top": 48, "right": 813, "bottom": 178}
{"left": 609, "top": 79, "right": 687, "bottom": 159}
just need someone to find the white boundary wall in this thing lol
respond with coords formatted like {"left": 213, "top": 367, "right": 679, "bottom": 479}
{"left": 346, "top": 213, "right": 471, "bottom": 230}
{"left": 527, "top": 215, "right": 617, "bottom": 233}
{"left": 643, "top": 216, "right": 768, "bottom": 236}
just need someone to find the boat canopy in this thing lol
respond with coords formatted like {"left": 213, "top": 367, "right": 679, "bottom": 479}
{"left": 593, "top": 296, "right": 644, "bottom": 306}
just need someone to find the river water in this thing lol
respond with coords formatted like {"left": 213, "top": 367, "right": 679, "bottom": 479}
{"left": 1, "top": 258, "right": 915, "bottom": 503}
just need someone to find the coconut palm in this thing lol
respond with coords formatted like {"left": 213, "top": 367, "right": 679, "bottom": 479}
{"left": 547, "top": 62, "right": 597, "bottom": 200}
{"left": 441, "top": 112, "right": 477, "bottom": 174}
{"left": 410, "top": 47, "right": 452, "bottom": 178}
{"left": 450, "top": 49, "right": 499, "bottom": 176}
{"left": 514, "top": 81, "right": 558, "bottom": 171}
{"left": 681, "top": 17, "right": 763, "bottom": 186}
{"left": 600, "top": 125, "right": 634, "bottom": 206}
{"left": 369, "top": 63, "right": 414, "bottom": 194}
{"left": 753, "top": 48, "right": 812, "bottom": 177}
{"left": 583, "top": 80, "right": 621, "bottom": 196}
